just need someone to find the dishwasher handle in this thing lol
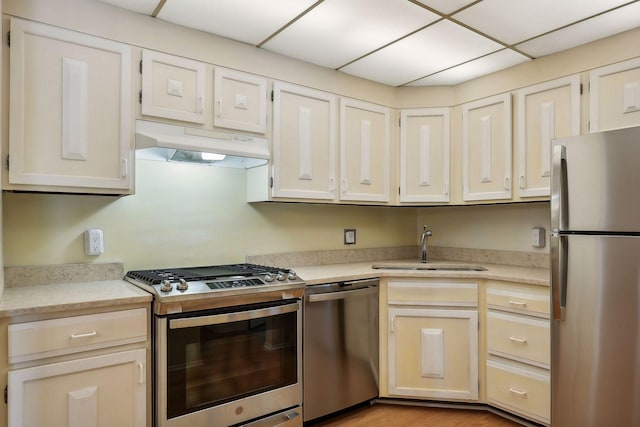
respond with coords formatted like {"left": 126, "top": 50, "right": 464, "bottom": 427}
{"left": 307, "top": 284, "right": 378, "bottom": 303}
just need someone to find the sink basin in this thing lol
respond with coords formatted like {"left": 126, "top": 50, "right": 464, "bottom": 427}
{"left": 371, "top": 262, "right": 487, "bottom": 272}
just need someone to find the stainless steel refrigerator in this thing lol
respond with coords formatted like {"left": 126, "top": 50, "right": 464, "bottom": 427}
{"left": 551, "top": 125, "right": 640, "bottom": 426}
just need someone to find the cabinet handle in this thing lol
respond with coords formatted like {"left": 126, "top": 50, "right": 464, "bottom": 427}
{"left": 443, "top": 183, "right": 449, "bottom": 196}
{"left": 341, "top": 178, "right": 348, "bottom": 193}
{"left": 329, "top": 177, "right": 336, "bottom": 192}
{"left": 216, "top": 98, "right": 222, "bottom": 118}
{"left": 508, "top": 300, "right": 527, "bottom": 307}
{"left": 137, "top": 362, "right": 145, "bottom": 384}
{"left": 509, "top": 336, "right": 527, "bottom": 344}
{"left": 509, "top": 387, "right": 527, "bottom": 397}
{"left": 69, "top": 331, "right": 97, "bottom": 339}
{"left": 504, "top": 176, "right": 510, "bottom": 190}
{"left": 519, "top": 175, "right": 525, "bottom": 189}
{"left": 198, "top": 96, "right": 204, "bottom": 114}
{"left": 390, "top": 316, "right": 395, "bottom": 333}
{"left": 121, "top": 158, "right": 128, "bottom": 178}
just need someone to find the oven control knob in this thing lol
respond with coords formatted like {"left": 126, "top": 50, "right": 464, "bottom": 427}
{"left": 276, "top": 272, "right": 287, "bottom": 281}
{"left": 160, "top": 280, "right": 173, "bottom": 292}
{"left": 287, "top": 271, "right": 298, "bottom": 281}
{"left": 176, "top": 278, "right": 188, "bottom": 291}
{"left": 264, "top": 273, "right": 275, "bottom": 282}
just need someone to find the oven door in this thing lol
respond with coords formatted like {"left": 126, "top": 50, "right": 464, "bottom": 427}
{"left": 155, "top": 299, "right": 302, "bottom": 427}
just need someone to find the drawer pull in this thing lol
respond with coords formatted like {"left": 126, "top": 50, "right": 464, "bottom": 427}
{"left": 509, "top": 336, "right": 527, "bottom": 344}
{"left": 509, "top": 300, "right": 527, "bottom": 307}
{"left": 509, "top": 387, "right": 528, "bottom": 397}
{"left": 70, "top": 331, "right": 97, "bottom": 339}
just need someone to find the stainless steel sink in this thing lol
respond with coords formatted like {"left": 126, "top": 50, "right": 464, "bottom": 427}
{"left": 371, "top": 262, "right": 487, "bottom": 271}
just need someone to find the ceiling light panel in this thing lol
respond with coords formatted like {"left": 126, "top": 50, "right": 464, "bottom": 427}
{"left": 340, "top": 20, "right": 502, "bottom": 86}
{"left": 453, "top": 0, "right": 634, "bottom": 45}
{"left": 98, "top": 0, "right": 160, "bottom": 14}
{"left": 157, "top": 0, "right": 318, "bottom": 45}
{"left": 413, "top": 0, "right": 479, "bottom": 15}
{"left": 516, "top": 2, "right": 640, "bottom": 57}
{"left": 407, "top": 49, "right": 529, "bottom": 86}
{"left": 262, "top": 0, "right": 440, "bottom": 69}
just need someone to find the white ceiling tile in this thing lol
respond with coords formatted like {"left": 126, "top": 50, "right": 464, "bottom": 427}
{"left": 453, "top": 0, "right": 634, "bottom": 45}
{"left": 157, "top": 0, "right": 317, "bottom": 45}
{"left": 407, "top": 49, "right": 529, "bottom": 86}
{"left": 98, "top": 0, "right": 160, "bottom": 15}
{"left": 413, "top": 0, "right": 478, "bottom": 15}
{"left": 340, "top": 20, "right": 502, "bottom": 86}
{"left": 263, "top": 0, "right": 439, "bottom": 69}
{"left": 516, "top": 3, "right": 640, "bottom": 57}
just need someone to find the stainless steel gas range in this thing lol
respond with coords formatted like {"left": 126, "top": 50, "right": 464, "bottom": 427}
{"left": 125, "top": 264, "right": 306, "bottom": 427}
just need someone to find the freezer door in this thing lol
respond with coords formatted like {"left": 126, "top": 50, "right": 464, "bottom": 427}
{"left": 552, "top": 234, "right": 640, "bottom": 426}
{"left": 552, "top": 125, "right": 640, "bottom": 232}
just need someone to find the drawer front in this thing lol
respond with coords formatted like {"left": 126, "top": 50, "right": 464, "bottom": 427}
{"left": 388, "top": 280, "right": 477, "bottom": 307}
{"left": 487, "top": 287, "right": 550, "bottom": 317}
{"left": 487, "top": 312, "right": 550, "bottom": 367}
{"left": 9, "top": 308, "right": 148, "bottom": 363}
{"left": 487, "top": 360, "right": 550, "bottom": 424}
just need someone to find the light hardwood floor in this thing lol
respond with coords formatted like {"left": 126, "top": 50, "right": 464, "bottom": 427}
{"left": 308, "top": 403, "right": 522, "bottom": 427}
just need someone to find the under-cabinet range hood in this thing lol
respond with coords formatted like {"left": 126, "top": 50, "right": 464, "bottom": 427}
{"left": 135, "top": 120, "right": 269, "bottom": 168}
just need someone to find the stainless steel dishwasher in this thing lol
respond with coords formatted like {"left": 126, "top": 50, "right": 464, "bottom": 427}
{"left": 303, "top": 279, "right": 379, "bottom": 422}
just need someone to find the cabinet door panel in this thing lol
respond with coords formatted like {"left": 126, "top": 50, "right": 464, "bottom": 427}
{"left": 388, "top": 308, "right": 478, "bottom": 400}
{"left": 590, "top": 58, "right": 640, "bottom": 132}
{"left": 214, "top": 67, "right": 267, "bottom": 133}
{"left": 340, "top": 98, "right": 390, "bottom": 202}
{"left": 141, "top": 49, "right": 206, "bottom": 124}
{"left": 272, "top": 82, "right": 336, "bottom": 200}
{"left": 8, "top": 19, "right": 133, "bottom": 192}
{"left": 400, "top": 108, "right": 450, "bottom": 203}
{"left": 8, "top": 349, "right": 146, "bottom": 427}
{"left": 517, "top": 76, "right": 580, "bottom": 197}
{"left": 462, "top": 93, "right": 512, "bottom": 201}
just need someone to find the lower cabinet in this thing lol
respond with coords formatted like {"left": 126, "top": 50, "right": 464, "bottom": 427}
{"left": 381, "top": 279, "right": 479, "bottom": 402}
{"left": 8, "top": 349, "right": 146, "bottom": 427}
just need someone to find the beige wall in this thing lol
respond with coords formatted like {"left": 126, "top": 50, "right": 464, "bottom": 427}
{"left": 3, "top": 160, "right": 417, "bottom": 269}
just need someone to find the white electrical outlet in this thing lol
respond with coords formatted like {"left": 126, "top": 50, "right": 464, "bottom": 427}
{"left": 84, "top": 229, "right": 104, "bottom": 256}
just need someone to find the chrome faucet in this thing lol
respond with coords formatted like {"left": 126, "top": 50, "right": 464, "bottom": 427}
{"left": 420, "top": 226, "right": 433, "bottom": 263}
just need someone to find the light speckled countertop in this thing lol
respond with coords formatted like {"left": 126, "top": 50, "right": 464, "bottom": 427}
{"left": 293, "top": 260, "right": 550, "bottom": 286}
{"left": 0, "top": 280, "right": 152, "bottom": 318}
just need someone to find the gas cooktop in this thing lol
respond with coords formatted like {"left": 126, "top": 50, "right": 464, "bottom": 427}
{"left": 125, "top": 263, "right": 304, "bottom": 300}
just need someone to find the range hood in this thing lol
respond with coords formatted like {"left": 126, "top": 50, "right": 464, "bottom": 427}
{"left": 135, "top": 120, "right": 269, "bottom": 168}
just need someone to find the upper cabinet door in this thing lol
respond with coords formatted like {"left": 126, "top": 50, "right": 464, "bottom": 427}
{"left": 7, "top": 18, "right": 133, "bottom": 194}
{"left": 272, "top": 82, "right": 337, "bottom": 200}
{"left": 590, "top": 57, "right": 640, "bottom": 132}
{"left": 141, "top": 49, "right": 206, "bottom": 124}
{"left": 340, "top": 98, "right": 391, "bottom": 203}
{"left": 214, "top": 68, "right": 267, "bottom": 133}
{"left": 516, "top": 76, "right": 581, "bottom": 198}
{"left": 400, "top": 108, "right": 450, "bottom": 203}
{"left": 462, "top": 93, "right": 512, "bottom": 202}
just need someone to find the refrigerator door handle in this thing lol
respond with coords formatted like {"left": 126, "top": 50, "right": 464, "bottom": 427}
{"left": 551, "top": 144, "right": 567, "bottom": 233}
{"left": 551, "top": 232, "right": 568, "bottom": 321}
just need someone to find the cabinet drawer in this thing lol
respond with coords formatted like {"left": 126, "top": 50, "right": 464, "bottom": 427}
{"left": 487, "top": 287, "right": 549, "bottom": 317}
{"left": 487, "top": 360, "right": 550, "bottom": 424}
{"left": 487, "top": 312, "right": 549, "bottom": 367}
{"left": 9, "top": 308, "right": 147, "bottom": 363}
{"left": 388, "top": 280, "right": 477, "bottom": 307}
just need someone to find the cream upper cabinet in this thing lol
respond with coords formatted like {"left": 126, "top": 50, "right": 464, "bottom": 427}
{"left": 399, "top": 108, "right": 450, "bottom": 203}
{"left": 590, "top": 57, "right": 640, "bottom": 132}
{"left": 271, "top": 82, "right": 337, "bottom": 200}
{"left": 462, "top": 93, "right": 512, "bottom": 202}
{"left": 382, "top": 279, "right": 479, "bottom": 402}
{"left": 213, "top": 67, "right": 267, "bottom": 133}
{"left": 140, "top": 49, "right": 206, "bottom": 124}
{"left": 339, "top": 98, "right": 391, "bottom": 203}
{"left": 6, "top": 18, "right": 134, "bottom": 194}
{"left": 516, "top": 76, "right": 581, "bottom": 198}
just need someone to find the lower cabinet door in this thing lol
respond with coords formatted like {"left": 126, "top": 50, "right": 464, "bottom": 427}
{"left": 486, "top": 359, "right": 550, "bottom": 424}
{"left": 387, "top": 308, "right": 478, "bottom": 401}
{"left": 8, "top": 349, "right": 146, "bottom": 427}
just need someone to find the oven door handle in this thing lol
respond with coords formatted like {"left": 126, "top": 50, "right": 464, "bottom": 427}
{"left": 168, "top": 302, "right": 299, "bottom": 329}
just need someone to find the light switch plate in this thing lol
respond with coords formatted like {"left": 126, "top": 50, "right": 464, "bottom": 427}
{"left": 344, "top": 229, "right": 356, "bottom": 245}
{"left": 531, "top": 227, "right": 545, "bottom": 248}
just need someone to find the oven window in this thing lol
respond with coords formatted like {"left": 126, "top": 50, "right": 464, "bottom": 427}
{"left": 165, "top": 303, "right": 299, "bottom": 419}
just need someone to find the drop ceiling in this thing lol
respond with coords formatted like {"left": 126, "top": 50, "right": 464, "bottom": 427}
{"left": 98, "top": 0, "right": 640, "bottom": 86}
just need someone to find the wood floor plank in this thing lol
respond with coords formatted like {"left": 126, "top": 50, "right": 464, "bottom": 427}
{"left": 308, "top": 403, "right": 521, "bottom": 427}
